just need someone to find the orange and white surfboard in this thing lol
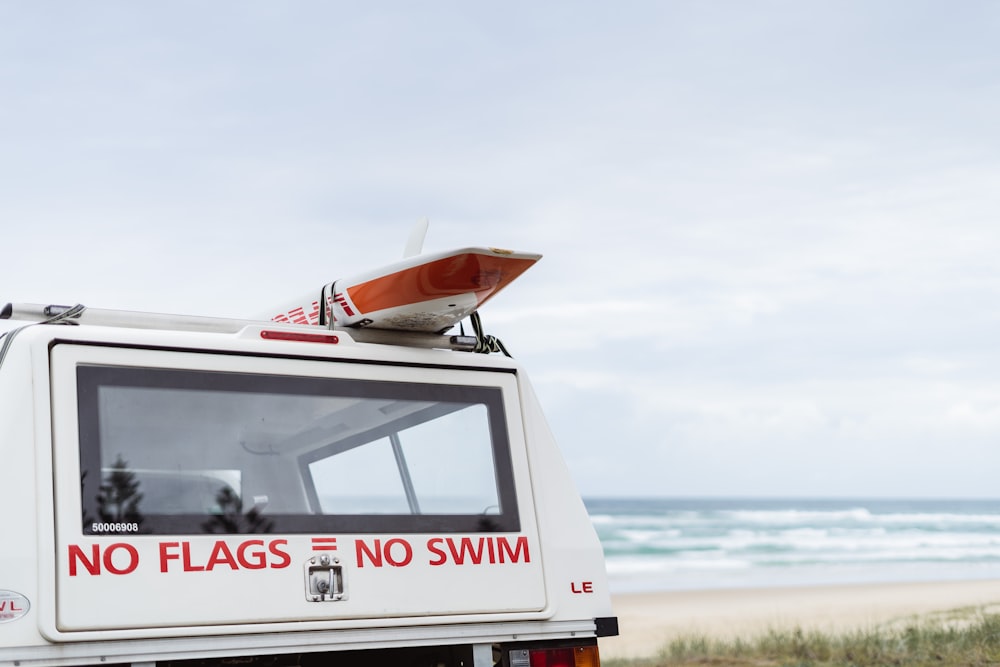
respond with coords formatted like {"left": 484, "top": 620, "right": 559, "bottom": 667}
{"left": 270, "top": 247, "right": 541, "bottom": 333}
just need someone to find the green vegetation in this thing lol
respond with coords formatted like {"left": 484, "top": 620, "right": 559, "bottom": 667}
{"left": 603, "top": 611, "right": 1000, "bottom": 667}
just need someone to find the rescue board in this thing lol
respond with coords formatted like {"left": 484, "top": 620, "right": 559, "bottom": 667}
{"left": 270, "top": 247, "right": 540, "bottom": 333}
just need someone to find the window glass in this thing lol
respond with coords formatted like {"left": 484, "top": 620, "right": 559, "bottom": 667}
{"left": 308, "top": 404, "right": 500, "bottom": 516}
{"left": 77, "top": 365, "right": 518, "bottom": 535}
{"left": 402, "top": 405, "right": 500, "bottom": 514}
{"left": 308, "top": 437, "right": 411, "bottom": 514}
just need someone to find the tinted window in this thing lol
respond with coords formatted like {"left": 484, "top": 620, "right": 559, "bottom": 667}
{"left": 77, "top": 365, "right": 518, "bottom": 535}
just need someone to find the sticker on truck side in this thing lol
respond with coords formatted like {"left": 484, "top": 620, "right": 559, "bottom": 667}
{"left": 0, "top": 590, "right": 30, "bottom": 623}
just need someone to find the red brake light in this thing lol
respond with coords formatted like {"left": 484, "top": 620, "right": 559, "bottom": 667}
{"left": 530, "top": 648, "right": 573, "bottom": 667}
{"left": 523, "top": 646, "right": 600, "bottom": 667}
{"left": 260, "top": 330, "right": 339, "bottom": 344}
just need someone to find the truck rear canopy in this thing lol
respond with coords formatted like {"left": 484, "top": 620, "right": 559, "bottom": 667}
{"left": 49, "top": 343, "right": 544, "bottom": 635}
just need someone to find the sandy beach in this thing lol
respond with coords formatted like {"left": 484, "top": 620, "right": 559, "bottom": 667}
{"left": 601, "top": 579, "right": 1000, "bottom": 660}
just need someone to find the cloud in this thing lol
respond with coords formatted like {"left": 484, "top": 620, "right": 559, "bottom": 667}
{"left": 4, "top": 1, "right": 1000, "bottom": 499}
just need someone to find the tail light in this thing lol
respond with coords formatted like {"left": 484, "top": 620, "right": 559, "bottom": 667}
{"left": 259, "top": 330, "right": 339, "bottom": 344}
{"left": 509, "top": 645, "right": 601, "bottom": 667}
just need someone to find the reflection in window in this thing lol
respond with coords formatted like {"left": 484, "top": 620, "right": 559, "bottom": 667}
{"left": 97, "top": 455, "right": 144, "bottom": 524}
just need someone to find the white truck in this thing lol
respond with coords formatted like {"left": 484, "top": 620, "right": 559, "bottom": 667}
{"left": 0, "top": 245, "right": 617, "bottom": 667}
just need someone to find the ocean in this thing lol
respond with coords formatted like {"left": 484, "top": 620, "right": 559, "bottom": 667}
{"left": 585, "top": 498, "right": 1000, "bottom": 593}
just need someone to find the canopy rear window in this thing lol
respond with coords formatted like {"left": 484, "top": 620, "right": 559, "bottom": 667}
{"left": 77, "top": 365, "right": 518, "bottom": 535}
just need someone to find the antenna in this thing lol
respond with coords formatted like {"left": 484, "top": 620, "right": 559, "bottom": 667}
{"left": 403, "top": 218, "right": 429, "bottom": 258}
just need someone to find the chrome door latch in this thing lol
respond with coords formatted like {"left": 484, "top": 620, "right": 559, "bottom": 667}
{"left": 305, "top": 554, "right": 346, "bottom": 602}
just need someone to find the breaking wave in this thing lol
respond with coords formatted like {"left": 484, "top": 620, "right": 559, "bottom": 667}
{"left": 585, "top": 498, "right": 1000, "bottom": 592}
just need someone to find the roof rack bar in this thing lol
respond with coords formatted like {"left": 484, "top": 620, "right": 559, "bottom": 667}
{"left": 2, "top": 303, "right": 479, "bottom": 352}
{"left": 2, "top": 303, "right": 258, "bottom": 334}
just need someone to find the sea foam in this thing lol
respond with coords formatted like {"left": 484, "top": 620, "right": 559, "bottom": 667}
{"left": 586, "top": 498, "right": 1000, "bottom": 592}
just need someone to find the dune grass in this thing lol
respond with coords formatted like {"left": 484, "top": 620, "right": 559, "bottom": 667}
{"left": 602, "top": 610, "right": 1000, "bottom": 667}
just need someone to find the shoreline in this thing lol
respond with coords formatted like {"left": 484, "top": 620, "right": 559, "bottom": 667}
{"left": 601, "top": 579, "right": 1000, "bottom": 660}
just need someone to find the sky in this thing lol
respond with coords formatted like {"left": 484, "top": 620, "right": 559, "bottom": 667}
{"left": 3, "top": 2, "right": 1000, "bottom": 498}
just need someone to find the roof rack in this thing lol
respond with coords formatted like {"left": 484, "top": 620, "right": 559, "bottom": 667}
{"left": 1, "top": 303, "right": 480, "bottom": 352}
{"left": 3, "top": 302, "right": 255, "bottom": 333}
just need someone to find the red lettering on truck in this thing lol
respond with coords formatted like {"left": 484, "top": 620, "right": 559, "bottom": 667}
{"left": 355, "top": 538, "right": 413, "bottom": 567}
{"left": 70, "top": 538, "right": 294, "bottom": 576}
{"left": 182, "top": 542, "right": 205, "bottom": 572}
{"left": 448, "top": 537, "right": 487, "bottom": 565}
{"left": 267, "top": 539, "right": 291, "bottom": 568}
{"left": 426, "top": 536, "right": 530, "bottom": 566}
{"left": 498, "top": 536, "right": 529, "bottom": 563}
{"left": 188, "top": 540, "right": 288, "bottom": 571}
{"left": 68, "top": 543, "right": 139, "bottom": 576}
{"left": 237, "top": 539, "right": 267, "bottom": 569}
{"left": 159, "top": 539, "right": 292, "bottom": 573}
{"left": 427, "top": 539, "right": 447, "bottom": 566}
{"left": 159, "top": 542, "right": 179, "bottom": 572}
{"left": 69, "top": 544, "right": 100, "bottom": 576}
{"left": 206, "top": 541, "right": 238, "bottom": 570}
